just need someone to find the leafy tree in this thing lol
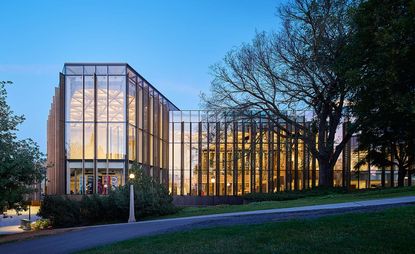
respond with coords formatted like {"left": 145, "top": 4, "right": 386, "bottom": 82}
{"left": 348, "top": 0, "right": 415, "bottom": 187}
{"left": 0, "top": 81, "right": 45, "bottom": 212}
{"left": 202, "top": 0, "right": 358, "bottom": 187}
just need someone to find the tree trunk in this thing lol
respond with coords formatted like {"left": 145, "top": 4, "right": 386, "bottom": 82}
{"left": 397, "top": 166, "right": 407, "bottom": 187}
{"left": 318, "top": 159, "right": 333, "bottom": 187}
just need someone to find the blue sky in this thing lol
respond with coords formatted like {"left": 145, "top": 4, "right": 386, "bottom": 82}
{"left": 0, "top": 0, "right": 282, "bottom": 152}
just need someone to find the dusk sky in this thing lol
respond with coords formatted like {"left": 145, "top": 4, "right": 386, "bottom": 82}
{"left": 0, "top": 0, "right": 282, "bottom": 152}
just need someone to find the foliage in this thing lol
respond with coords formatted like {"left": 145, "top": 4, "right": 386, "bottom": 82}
{"left": 128, "top": 163, "right": 177, "bottom": 218}
{"left": 202, "top": 0, "right": 359, "bottom": 187}
{"left": 347, "top": 0, "right": 415, "bottom": 186}
{"left": 39, "top": 163, "right": 177, "bottom": 228}
{"left": 31, "top": 219, "right": 51, "bottom": 231}
{"left": 38, "top": 195, "right": 81, "bottom": 228}
{"left": 0, "top": 81, "right": 45, "bottom": 212}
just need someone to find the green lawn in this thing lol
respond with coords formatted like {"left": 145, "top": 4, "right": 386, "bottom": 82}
{"left": 166, "top": 186, "right": 415, "bottom": 219}
{"left": 80, "top": 204, "right": 415, "bottom": 254}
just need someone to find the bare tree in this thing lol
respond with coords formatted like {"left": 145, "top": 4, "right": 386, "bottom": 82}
{"left": 202, "top": 0, "right": 358, "bottom": 187}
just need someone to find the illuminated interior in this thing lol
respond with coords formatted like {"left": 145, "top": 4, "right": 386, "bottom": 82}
{"left": 47, "top": 63, "right": 406, "bottom": 196}
{"left": 64, "top": 64, "right": 175, "bottom": 195}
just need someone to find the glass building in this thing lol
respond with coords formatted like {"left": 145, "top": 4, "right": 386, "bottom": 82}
{"left": 47, "top": 63, "right": 178, "bottom": 195}
{"left": 47, "top": 63, "right": 412, "bottom": 197}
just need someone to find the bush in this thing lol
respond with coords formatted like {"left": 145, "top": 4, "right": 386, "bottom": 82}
{"left": 80, "top": 194, "right": 107, "bottom": 224}
{"left": 242, "top": 187, "right": 348, "bottom": 202}
{"left": 39, "top": 163, "right": 177, "bottom": 228}
{"left": 38, "top": 195, "right": 81, "bottom": 228}
{"left": 31, "top": 219, "right": 51, "bottom": 230}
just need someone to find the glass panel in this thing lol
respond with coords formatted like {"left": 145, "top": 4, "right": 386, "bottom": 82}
{"left": 108, "top": 76, "right": 126, "bottom": 122}
{"left": 143, "top": 86, "right": 149, "bottom": 130}
{"left": 108, "top": 123, "right": 125, "bottom": 159}
{"left": 84, "top": 66, "right": 95, "bottom": 75}
{"left": 183, "top": 169, "right": 190, "bottom": 195}
{"left": 138, "top": 129, "right": 143, "bottom": 163}
{"left": 96, "top": 66, "right": 107, "bottom": 75}
{"left": 84, "top": 123, "right": 94, "bottom": 159}
{"left": 150, "top": 94, "right": 154, "bottom": 135}
{"left": 97, "top": 168, "right": 109, "bottom": 195}
{"left": 66, "top": 123, "right": 83, "bottom": 159}
{"left": 65, "top": 76, "right": 83, "bottom": 122}
{"left": 190, "top": 111, "right": 200, "bottom": 122}
{"left": 138, "top": 86, "right": 143, "bottom": 128}
{"left": 85, "top": 168, "right": 94, "bottom": 194}
{"left": 108, "top": 168, "right": 123, "bottom": 189}
{"left": 129, "top": 125, "right": 136, "bottom": 161}
{"left": 182, "top": 111, "right": 190, "bottom": 122}
{"left": 127, "top": 67, "right": 137, "bottom": 79}
{"left": 97, "top": 76, "right": 108, "bottom": 122}
{"left": 97, "top": 123, "right": 107, "bottom": 159}
{"left": 108, "top": 65, "right": 126, "bottom": 75}
{"left": 69, "top": 168, "right": 82, "bottom": 194}
{"left": 66, "top": 65, "right": 83, "bottom": 75}
{"left": 128, "top": 82, "right": 136, "bottom": 125}
{"left": 84, "top": 76, "right": 94, "bottom": 122}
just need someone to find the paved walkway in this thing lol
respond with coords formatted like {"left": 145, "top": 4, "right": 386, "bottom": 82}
{"left": 0, "top": 207, "right": 40, "bottom": 235}
{"left": 1, "top": 196, "right": 414, "bottom": 254}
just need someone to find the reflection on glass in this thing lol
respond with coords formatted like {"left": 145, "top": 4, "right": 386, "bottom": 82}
{"left": 66, "top": 66, "right": 83, "bottom": 75}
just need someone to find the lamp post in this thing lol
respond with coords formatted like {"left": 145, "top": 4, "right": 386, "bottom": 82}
{"left": 128, "top": 173, "right": 136, "bottom": 223}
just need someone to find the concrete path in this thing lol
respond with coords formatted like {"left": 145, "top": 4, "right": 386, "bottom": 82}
{"left": 0, "top": 207, "right": 40, "bottom": 235}
{"left": 1, "top": 196, "right": 414, "bottom": 254}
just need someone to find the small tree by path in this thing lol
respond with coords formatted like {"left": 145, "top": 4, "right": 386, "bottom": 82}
{"left": 0, "top": 81, "right": 45, "bottom": 212}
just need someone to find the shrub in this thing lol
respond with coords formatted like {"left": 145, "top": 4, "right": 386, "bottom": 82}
{"left": 80, "top": 194, "right": 107, "bottom": 224}
{"left": 38, "top": 195, "right": 81, "bottom": 228}
{"left": 31, "top": 219, "right": 51, "bottom": 230}
{"left": 39, "top": 163, "right": 177, "bottom": 228}
{"left": 130, "top": 166, "right": 177, "bottom": 218}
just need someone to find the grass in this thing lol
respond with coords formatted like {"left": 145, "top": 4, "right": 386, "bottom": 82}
{"left": 163, "top": 186, "right": 415, "bottom": 219}
{"left": 82, "top": 206, "right": 415, "bottom": 254}
{"left": 80, "top": 204, "right": 415, "bottom": 254}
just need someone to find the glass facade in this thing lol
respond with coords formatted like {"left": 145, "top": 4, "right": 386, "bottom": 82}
{"left": 47, "top": 63, "right": 414, "bottom": 197}
{"left": 169, "top": 111, "right": 316, "bottom": 195}
{"left": 168, "top": 111, "right": 409, "bottom": 196}
{"left": 63, "top": 63, "right": 176, "bottom": 194}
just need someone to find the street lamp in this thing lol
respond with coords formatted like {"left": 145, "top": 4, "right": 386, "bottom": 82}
{"left": 128, "top": 173, "right": 136, "bottom": 223}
